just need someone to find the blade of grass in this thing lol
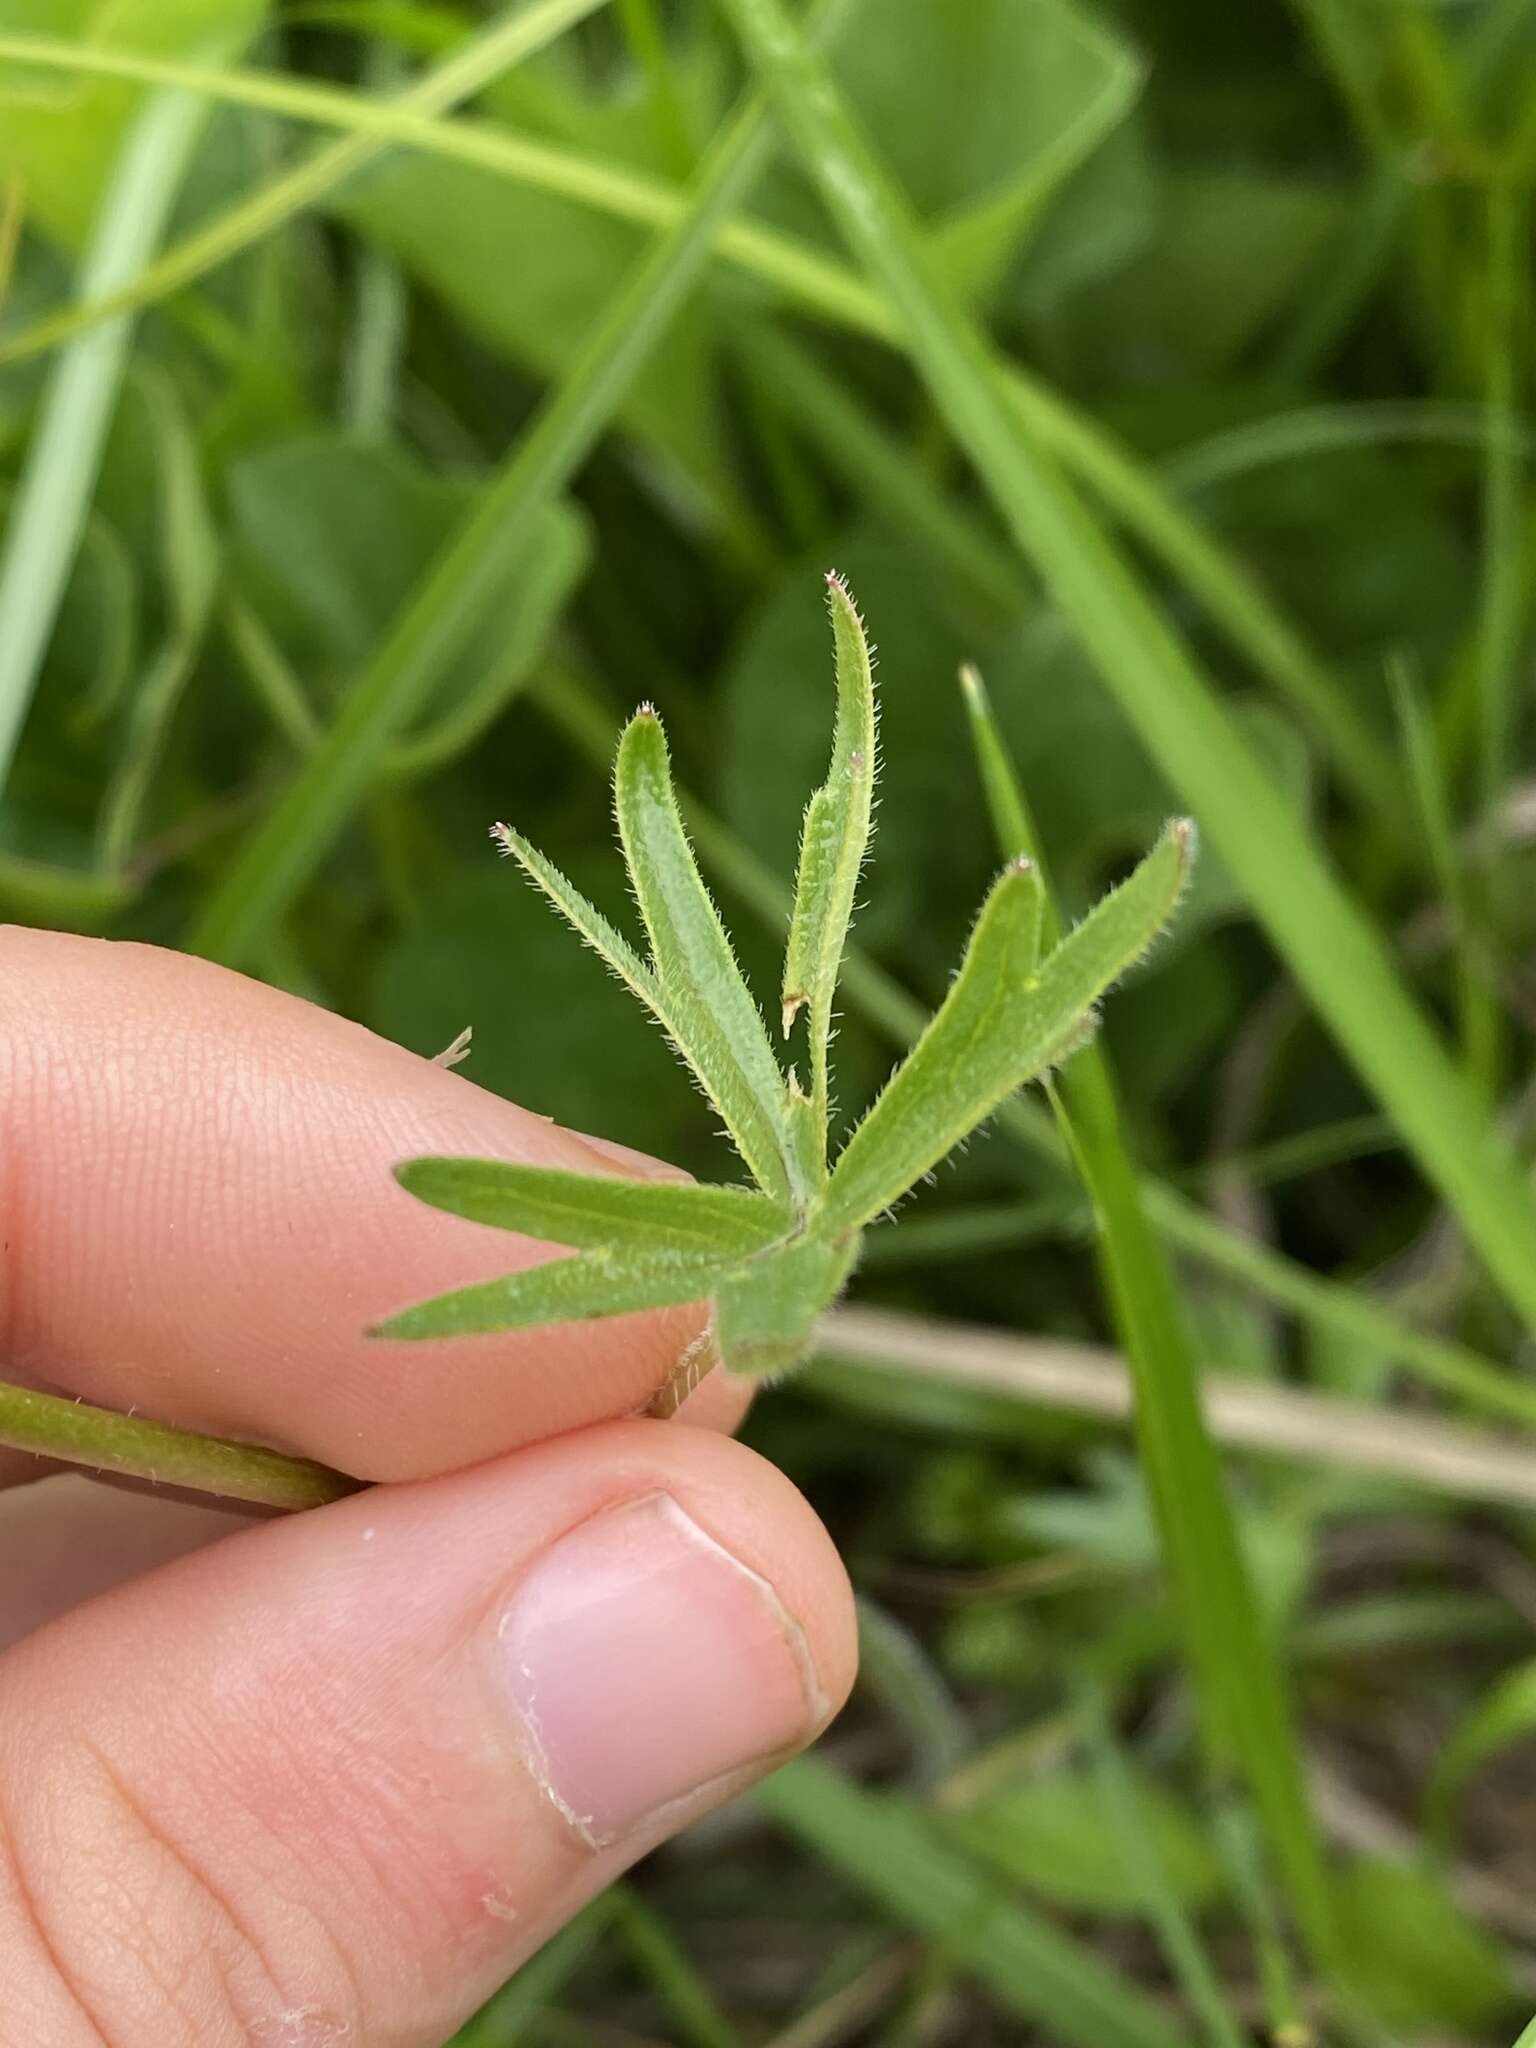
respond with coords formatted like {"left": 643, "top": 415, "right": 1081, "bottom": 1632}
{"left": 614, "top": 0, "right": 697, "bottom": 178}
{"left": 0, "top": 38, "right": 1396, "bottom": 830}
{"left": 957, "top": 666, "right": 1332, "bottom": 1962}
{"left": 452, "top": 1895, "right": 616, "bottom": 2046}
{"left": 710, "top": 0, "right": 1536, "bottom": 1344}
{"left": 0, "top": 72, "right": 213, "bottom": 801}
{"left": 608, "top": 1887, "right": 741, "bottom": 2048}
{"left": 184, "top": 51, "right": 797, "bottom": 967}
{"left": 382, "top": 503, "right": 588, "bottom": 780}
{"left": 1079, "top": 1689, "right": 1249, "bottom": 2048}
{"left": 532, "top": 661, "right": 1536, "bottom": 1431}
{"left": 755, "top": 1758, "right": 1192, "bottom": 2048}
{"left": 96, "top": 369, "right": 221, "bottom": 874}
{"left": 0, "top": 0, "right": 611, "bottom": 366}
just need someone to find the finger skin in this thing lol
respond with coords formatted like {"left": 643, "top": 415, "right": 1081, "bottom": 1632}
{"left": 0, "top": 928, "right": 724, "bottom": 1479}
{"left": 0, "top": 1421, "right": 856, "bottom": 2048}
{"left": 0, "top": 1477, "right": 254, "bottom": 1652}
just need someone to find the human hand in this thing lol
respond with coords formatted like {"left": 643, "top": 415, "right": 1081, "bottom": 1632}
{"left": 0, "top": 929, "right": 856, "bottom": 2046}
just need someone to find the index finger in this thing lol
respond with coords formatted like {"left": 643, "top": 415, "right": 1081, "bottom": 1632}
{"left": 0, "top": 928, "right": 714, "bottom": 1480}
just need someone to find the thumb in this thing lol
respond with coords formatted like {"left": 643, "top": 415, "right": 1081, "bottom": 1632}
{"left": 0, "top": 1422, "right": 855, "bottom": 2046}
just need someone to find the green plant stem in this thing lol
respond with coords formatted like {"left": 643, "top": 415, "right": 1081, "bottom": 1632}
{"left": 609, "top": 1888, "right": 742, "bottom": 2048}
{"left": 961, "top": 667, "right": 1332, "bottom": 1966}
{"left": 0, "top": 75, "right": 210, "bottom": 802}
{"left": 615, "top": 0, "right": 697, "bottom": 177}
{"left": 0, "top": 37, "right": 1397, "bottom": 833}
{"left": 708, "top": 0, "right": 1536, "bottom": 1348}
{"left": 533, "top": 662, "right": 1536, "bottom": 1429}
{"left": 0, "top": 1379, "right": 355, "bottom": 1509}
{"left": 186, "top": 52, "right": 795, "bottom": 966}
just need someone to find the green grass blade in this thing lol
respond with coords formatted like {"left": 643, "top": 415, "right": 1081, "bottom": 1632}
{"left": 615, "top": 709, "right": 795, "bottom": 1201}
{"left": 824, "top": 826, "right": 1187, "bottom": 1233}
{"left": 1426, "top": 1656, "right": 1536, "bottom": 1856}
{"left": 395, "top": 1157, "right": 792, "bottom": 1255}
{"left": 0, "top": 0, "right": 609, "bottom": 368}
{"left": 376, "top": 1246, "right": 742, "bottom": 1339}
{"left": 608, "top": 1887, "right": 741, "bottom": 2048}
{"left": 383, "top": 502, "right": 589, "bottom": 781}
{"left": 1080, "top": 1693, "right": 1249, "bottom": 2048}
{"left": 957, "top": 662, "right": 1333, "bottom": 1965}
{"left": 743, "top": 326, "right": 1022, "bottom": 625}
{"left": 96, "top": 370, "right": 221, "bottom": 873}
{"left": 0, "top": 38, "right": 1403, "bottom": 832}
{"left": 756, "top": 1760, "right": 1192, "bottom": 2048}
{"left": 185, "top": 65, "right": 782, "bottom": 967}
{"left": 0, "top": 27, "right": 1400, "bottom": 835}
{"left": 452, "top": 1896, "right": 616, "bottom": 2045}
{"left": 0, "top": 76, "right": 210, "bottom": 801}
{"left": 711, "top": 0, "right": 1536, "bottom": 1340}
{"left": 781, "top": 572, "right": 878, "bottom": 1149}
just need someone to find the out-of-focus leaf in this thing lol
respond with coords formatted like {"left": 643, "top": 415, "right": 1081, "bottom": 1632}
{"left": 333, "top": 134, "right": 736, "bottom": 511}
{"left": 0, "top": 0, "right": 262, "bottom": 245}
{"left": 756, "top": 1758, "right": 1191, "bottom": 2048}
{"left": 754, "top": 0, "right": 1143, "bottom": 309}
{"left": 1428, "top": 1657, "right": 1536, "bottom": 1853}
{"left": 1060, "top": 170, "right": 1348, "bottom": 383}
{"left": 226, "top": 433, "right": 586, "bottom": 744}
{"left": 1333, "top": 1857, "right": 1516, "bottom": 2036}
{"left": 953, "top": 1766, "right": 1221, "bottom": 1916}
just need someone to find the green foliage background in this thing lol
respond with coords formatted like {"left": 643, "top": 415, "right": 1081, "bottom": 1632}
{"left": 3, "top": 0, "right": 1536, "bottom": 2039}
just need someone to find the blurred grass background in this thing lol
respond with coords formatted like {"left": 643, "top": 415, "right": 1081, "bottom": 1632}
{"left": 4, "top": 0, "right": 1536, "bottom": 2039}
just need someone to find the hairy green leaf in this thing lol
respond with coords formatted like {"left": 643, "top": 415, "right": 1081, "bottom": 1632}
{"left": 492, "top": 821, "right": 664, "bottom": 1006}
{"left": 781, "top": 572, "right": 878, "bottom": 1149}
{"left": 823, "top": 822, "right": 1190, "bottom": 1229}
{"left": 395, "top": 1157, "right": 793, "bottom": 1256}
{"left": 376, "top": 1246, "right": 743, "bottom": 1340}
{"left": 715, "top": 1231, "right": 859, "bottom": 1378}
{"left": 615, "top": 709, "right": 797, "bottom": 1202}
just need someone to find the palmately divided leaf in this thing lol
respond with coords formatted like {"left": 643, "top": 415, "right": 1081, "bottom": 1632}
{"left": 714, "top": 1231, "right": 860, "bottom": 1379}
{"left": 395, "top": 1156, "right": 793, "bottom": 1256}
{"left": 823, "top": 820, "right": 1194, "bottom": 1231}
{"left": 781, "top": 573, "right": 878, "bottom": 1150}
{"left": 615, "top": 709, "right": 798, "bottom": 1203}
{"left": 375, "top": 1246, "right": 747, "bottom": 1340}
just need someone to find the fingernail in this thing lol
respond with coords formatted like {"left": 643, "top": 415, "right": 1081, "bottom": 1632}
{"left": 497, "top": 1493, "right": 825, "bottom": 1844}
